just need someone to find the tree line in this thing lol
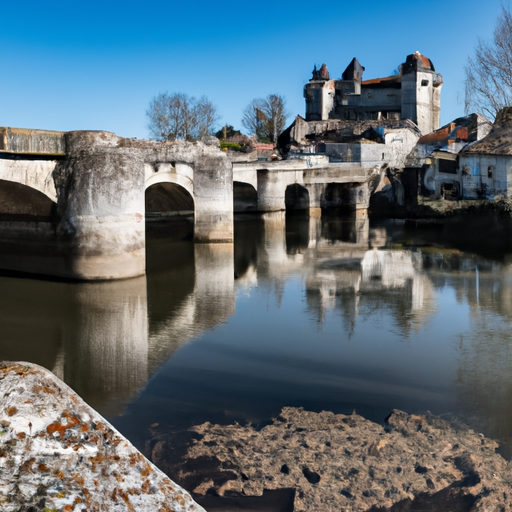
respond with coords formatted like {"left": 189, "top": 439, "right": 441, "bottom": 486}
{"left": 146, "top": 92, "right": 289, "bottom": 143}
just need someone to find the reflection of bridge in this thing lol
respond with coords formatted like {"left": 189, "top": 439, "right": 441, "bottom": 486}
{"left": 0, "top": 241, "right": 235, "bottom": 416}
{"left": 0, "top": 127, "right": 375, "bottom": 279}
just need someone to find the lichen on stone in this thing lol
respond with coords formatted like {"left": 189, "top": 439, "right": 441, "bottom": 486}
{"left": 0, "top": 361, "right": 204, "bottom": 512}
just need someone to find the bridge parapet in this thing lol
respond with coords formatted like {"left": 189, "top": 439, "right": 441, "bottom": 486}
{"left": 0, "top": 127, "right": 66, "bottom": 156}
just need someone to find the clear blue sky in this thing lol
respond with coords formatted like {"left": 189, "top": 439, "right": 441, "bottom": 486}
{"left": 0, "top": 0, "right": 506, "bottom": 139}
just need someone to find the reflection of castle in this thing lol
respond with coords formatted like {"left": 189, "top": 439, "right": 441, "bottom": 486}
{"left": 232, "top": 212, "right": 438, "bottom": 333}
{"left": 431, "top": 259, "right": 512, "bottom": 452}
{"left": 306, "top": 248, "right": 437, "bottom": 332}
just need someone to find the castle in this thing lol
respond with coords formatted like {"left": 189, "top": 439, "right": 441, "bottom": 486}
{"left": 303, "top": 52, "right": 443, "bottom": 135}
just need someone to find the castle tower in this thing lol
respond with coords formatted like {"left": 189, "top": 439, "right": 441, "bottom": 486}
{"left": 341, "top": 57, "right": 364, "bottom": 95}
{"left": 401, "top": 52, "right": 443, "bottom": 134}
{"left": 304, "top": 64, "right": 335, "bottom": 121}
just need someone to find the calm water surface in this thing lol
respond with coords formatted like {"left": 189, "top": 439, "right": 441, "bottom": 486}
{"left": 2, "top": 213, "right": 512, "bottom": 455}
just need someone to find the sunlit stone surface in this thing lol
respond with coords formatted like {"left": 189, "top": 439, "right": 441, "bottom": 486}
{"left": 0, "top": 362, "right": 204, "bottom": 512}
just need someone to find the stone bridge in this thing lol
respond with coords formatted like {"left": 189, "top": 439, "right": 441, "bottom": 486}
{"left": 0, "top": 128, "right": 233, "bottom": 280}
{"left": 232, "top": 156, "right": 375, "bottom": 214}
{"left": 0, "top": 127, "right": 376, "bottom": 280}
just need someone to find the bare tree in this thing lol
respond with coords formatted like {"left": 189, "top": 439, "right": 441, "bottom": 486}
{"left": 465, "top": 5, "right": 512, "bottom": 119}
{"left": 242, "top": 94, "right": 289, "bottom": 142}
{"left": 146, "top": 92, "right": 220, "bottom": 141}
{"left": 193, "top": 96, "right": 221, "bottom": 141}
{"left": 264, "top": 94, "right": 289, "bottom": 143}
{"left": 242, "top": 98, "right": 268, "bottom": 141}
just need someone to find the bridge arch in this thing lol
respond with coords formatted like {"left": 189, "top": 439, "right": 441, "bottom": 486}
{"left": 144, "top": 161, "right": 196, "bottom": 227}
{"left": 144, "top": 162, "right": 194, "bottom": 199}
{"left": 145, "top": 182, "right": 194, "bottom": 215}
{"left": 0, "top": 158, "right": 58, "bottom": 203}
{"left": 233, "top": 181, "right": 257, "bottom": 212}
{"left": 285, "top": 183, "right": 310, "bottom": 211}
{"left": 0, "top": 179, "right": 58, "bottom": 219}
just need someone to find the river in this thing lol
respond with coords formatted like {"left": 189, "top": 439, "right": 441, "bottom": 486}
{"left": 2, "top": 212, "right": 512, "bottom": 457}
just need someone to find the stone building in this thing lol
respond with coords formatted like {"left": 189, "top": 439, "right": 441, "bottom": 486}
{"left": 409, "top": 113, "right": 492, "bottom": 200}
{"left": 304, "top": 52, "right": 443, "bottom": 136}
{"left": 459, "top": 107, "right": 512, "bottom": 199}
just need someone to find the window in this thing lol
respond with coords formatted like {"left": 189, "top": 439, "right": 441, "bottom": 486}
{"left": 439, "top": 159, "right": 457, "bottom": 174}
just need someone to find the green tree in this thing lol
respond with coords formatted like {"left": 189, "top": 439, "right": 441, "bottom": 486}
{"left": 215, "top": 124, "right": 242, "bottom": 140}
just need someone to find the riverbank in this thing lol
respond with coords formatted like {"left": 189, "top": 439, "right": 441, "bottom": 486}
{"left": 394, "top": 198, "right": 512, "bottom": 256}
{"left": 148, "top": 406, "right": 512, "bottom": 512}
{"left": 413, "top": 197, "right": 512, "bottom": 218}
{"left": 3, "top": 362, "right": 512, "bottom": 511}
{"left": 370, "top": 196, "right": 512, "bottom": 223}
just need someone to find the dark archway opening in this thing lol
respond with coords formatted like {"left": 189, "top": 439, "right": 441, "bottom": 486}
{"left": 233, "top": 182, "right": 258, "bottom": 213}
{"left": 285, "top": 184, "right": 310, "bottom": 211}
{"left": 0, "top": 180, "right": 60, "bottom": 276}
{"left": 0, "top": 180, "right": 58, "bottom": 221}
{"left": 322, "top": 183, "right": 346, "bottom": 212}
{"left": 145, "top": 182, "right": 194, "bottom": 240}
{"left": 145, "top": 182, "right": 194, "bottom": 214}
{"left": 322, "top": 183, "right": 364, "bottom": 214}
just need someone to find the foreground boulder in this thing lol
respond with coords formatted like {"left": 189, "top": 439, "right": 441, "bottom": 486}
{"left": 0, "top": 361, "right": 204, "bottom": 512}
{"left": 151, "top": 407, "right": 512, "bottom": 512}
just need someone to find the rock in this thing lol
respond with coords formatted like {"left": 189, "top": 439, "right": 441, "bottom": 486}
{"left": 150, "top": 406, "right": 512, "bottom": 512}
{"left": 0, "top": 361, "right": 204, "bottom": 512}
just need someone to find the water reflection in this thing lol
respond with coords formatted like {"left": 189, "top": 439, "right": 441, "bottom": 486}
{"left": 119, "top": 213, "right": 512, "bottom": 455}
{"left": 146, "top": 239, "right": 235, "bottom": 374}
{"left": 63, "top": 278, "right": 148, "bottom": 415}
{"left": 0, "top": 276, "right": 148, "bottom": 415}
{"left": 5, "top": 213, "right": 512, "bottom": 456}
{"left": 0, "top": 238, "right": 235, "bottom": 417}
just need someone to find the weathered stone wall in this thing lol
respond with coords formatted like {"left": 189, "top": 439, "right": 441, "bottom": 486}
{"left": 52, "top": 131, "right": 147, "bottom": 280}
{"left": 257, "top": 169, "right": 304, "bottom": 211}
{"left": 304, "top": 80, "right": 335, "bottom": 121}
{"left": 402, "top": 70, "right": 442, "bottom": 135}
{"left": 323, "top": 133, "right": 419, "bottom": 170}
{"left": 459, "top": 154, "right": 511, "bottom": 199}
{"left": 0, "top": 127, "right": 65, "bottom": 155}
{"left": 139, "top": 140, "right": 233, "bottom": 243}
{"left": 358, "top": 86, "right": 401, "bottom": 109}
{"left": 0, "top": 131, "right": 233, "bottom": 279}
{"left": 0, "top": 158, "right": 58, "bottom": 202}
